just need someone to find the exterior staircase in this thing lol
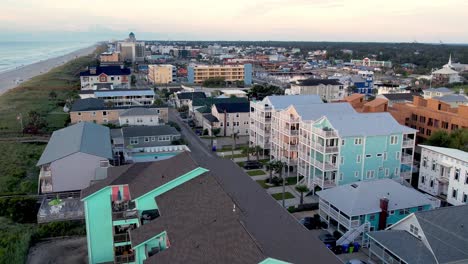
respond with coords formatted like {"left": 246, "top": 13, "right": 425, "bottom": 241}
{"left": 336, "top": 222, "right": 371, "bottom": 247}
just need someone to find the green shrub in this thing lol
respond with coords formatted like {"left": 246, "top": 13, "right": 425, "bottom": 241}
{"left": 32, "top": 221, "right": 86, "bottom": 242}
{"left": 0, "top": 197, "right": 38, "bottom": 223}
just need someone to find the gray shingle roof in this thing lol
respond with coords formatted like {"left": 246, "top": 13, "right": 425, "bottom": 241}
{"left": 425, "top": 87, "right": 453, "bottom": 93}
{"left": 37, "top": 122, "right": 113, "bottom": 166}
{"left": 133, "top": 174, "right": 266, "bottom": 264}
{"left": 214, "top": 102, "right": 250, "bottom": 113}
{"left": 292, "top": 103, "right": 356, "bottom": 121}
{"left": 176, "top": 92, "right": 206, "bottom": 100}
{"left": 192, "top": 97, "right": 248, "bottom": 107}
{"left": 325, "top": 112, "right": 416, "bottom": 137}
{"left": 120, "top": 108, "right": 161, "bottom": 117}
{"left": 121, "top": 125, "right": 179, "bottom": 138}
{"left": 316, "top": 179, "right": 435, "bottom": 216}
{"left": 203, "top": 113, "right": 219, "bottom": 123}
{"left": 264, "top": 94, "right": 323, "bottom": 110}
{"left": 433, "top": 94, "right": 468, "bottom": 103}
{"left": 415, "top": 205, "right": 468, "bottom": 263}
{"left": 71, "top": 98, "right": 105, "bottom": 111}
{"left": 295, "top": 78, "right": 342, "bottom": 86}
{"left": 368, "top": 230, "right": 437, "bottom": 264}
{"left": 379, "top": 93, "right": 420, "bottom": 101}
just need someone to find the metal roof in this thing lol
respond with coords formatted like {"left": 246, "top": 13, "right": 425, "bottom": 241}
{"left": 37, "top": 122, "right": 113, "bottom": 166}
{"left": 121, "top": 125, "right": 179, "bottom": 138}
{"left": 119, "top": 107, "right": 160, "bottom": 117}
{"left": 292, "top": 103, "right": 356, "bottom": 121}
{"left": 433, "top": 94, "right": 468, "bottom": 103}
{"left": 419, "top": 145, "right": 468, "bottom": 162}
{"left": 94, "top": 89, "right": 155, "bottom": 97}
{"left": 264, "top": 94, "right": 323, "bottom": 110}
{"left": 317, "top": 179, "right": 435, "bottom": 216}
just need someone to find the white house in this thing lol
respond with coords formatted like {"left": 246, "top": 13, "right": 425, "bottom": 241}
{"left": 287, "top": 78, "right": 345, "bottom": 102}
{"left": 202, "top": 102, "right": 250, "bottom": 136}
{"left": 118, "top": 108, "right": 161, "bottom": 126}
{"left": 79, "top": 66, "right": 131, "bottom": 90}
{"left": 418, "top": 145, "right": 468, "bottom": 205}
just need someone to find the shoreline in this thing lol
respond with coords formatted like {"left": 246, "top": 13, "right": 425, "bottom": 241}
{"left": 0, "top": 45, "right": 97, "bottom": 95}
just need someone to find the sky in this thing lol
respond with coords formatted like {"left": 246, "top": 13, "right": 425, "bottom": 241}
{"left": 1, "top": 0, "right": 468, "bottom": 43}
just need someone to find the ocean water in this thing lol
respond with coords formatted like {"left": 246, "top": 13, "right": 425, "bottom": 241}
{"left": 0, "top": 41, "right": 95, "bottom": 73}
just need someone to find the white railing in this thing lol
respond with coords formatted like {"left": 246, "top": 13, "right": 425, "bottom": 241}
{"left": 401, "top": 155, "right": 412, "bottom": 164}
{"left": 402, "top": 139, "right": 414, "bottom": 148}
{"left": 312, "top": 159, "right": 337, "bottom": 171}
{"left": 310, "top": 143, "right": 339, "bottom": 153}
{"left": 39, "top": 169, "right": 52, "bottom": 178}
{"left": 311, "top": 127, "right": 338, "bottom": 138}
{"left": 400, "top": 171, "right": 412, "bottom": 179}
{"left": 41, "top": 184, "right": 53, "bottom": 193}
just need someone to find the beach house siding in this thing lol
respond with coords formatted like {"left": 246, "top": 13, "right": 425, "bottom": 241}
{"left": 124, "top": 134, "right": 180, "bottom": 149}
{"left": 50, "top": 152, "right": 108, "bottom": 193}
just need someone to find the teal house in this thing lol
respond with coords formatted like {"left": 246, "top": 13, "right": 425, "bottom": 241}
{"left": 298, "top": 111, "right": 417, "bottom": 190}
{"left": 81, "top": 153, "right": 297, "bottom": 264}
{"left": 317, "top": 179, "right": 436, "bottom": 246}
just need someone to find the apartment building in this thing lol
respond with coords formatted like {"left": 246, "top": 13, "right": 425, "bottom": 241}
{"left": 118, "top": 108, "right": 162, "bottom": 126}
{"left": 79, "top": 66, "right": 131, "bottom": 90}
{"left": 351, "top": 58, "right": 392, "bottom": 68}
{"left": 287, "top": 78, "right": 345, "bottom": 102}
{"left": 389, "top": 96, "right": 468, "bottom": 142}
{"left": 147, "top": 64, "right": 176, "bottom": 84}
{"left": 70, "top": 98, "right": 168, "bottom": 125}
{"left": 297, "top": 110, "right": 417, "bottom": 190}
{"left": 317, "top": 179, "right": 434, "bottom": 244}
{"left": 418, "top": 145, "right": 468, "bottom": 205}
{"left": 249, "top": 95, "right": 323, "bottom": 154}
{"left": 79, "top": 89, "right": 155, "bottom": 106}
{"left": 187, "top": 64, "right": 253, "bottom": 85}
{"left": 271, "top": 103, "right": 354, "bottom": 176}
{"left": 99, "top": 52, "right": 120, "bottom": 64}
{"left": 203, "top": 102, "right": 250, "bottom": 136}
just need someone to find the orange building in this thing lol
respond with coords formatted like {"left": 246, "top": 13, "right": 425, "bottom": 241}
{"left": 389, "top": 96, "right": 468, "bottom": 141}
{"left": 99, "top": 52, "right": 119, "bottom": 63}
{"left": 341, "top": 94, "right": 388, "bottom": 113}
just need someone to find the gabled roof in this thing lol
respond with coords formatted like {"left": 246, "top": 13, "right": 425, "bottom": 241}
{"left": 70, "top": 98, "right": 105, "bottom": 111}
{"left": 433, "top": 94, "right": 468, "bottom": 103}
{"left": 132, "top": 173, "right": 266, "bottom": 264}
{"left": 81, "top": 152, "right": 198, "bottom": 200}
{"left": 325, "top": 112, "right": 416, "bottom": 137}
{"left": 317, "top": 179, "right": 434, "bottom": 216}
{"left": 121, "top": 125, "right": 179, "bottom": 138}
{"left": 120, "top": 107, "right": 160, "bottom": 117}
{"left": 203, "top": 113, "right": 219, "bottom": 123}
{"left": 292, "top": 103, "right": 356, "bottom": 121}
{"left": 294, "top": 78, "right": 342, "bottom": 86}
{"left": 414, "top": 205, "right": 468, "bottom": 263}
{"left": 419, "top": 145, "right": 468, "bottom": 162}
{"left": 433, "top": 67, "right": 459, "bottom": 75}
{"left": 176, "top": 92, "right": 206, "bottom": 100}
{"left": 379, "top": 93, "right": 420, "bottom": 101}
{"left": 94, "top": 89, "right": 155, "bottom": 98}
{"left": 192, "top": 97, "right": 248, "bottom": 107}
{"left": 79, "top": 66, "right": 131, "bottom": 76}
{"left": 263, "top": 95, "right": 323, "bottom": 110}
{"left": 214, "top": 102, "right": 250, "bottom": 113}
{"left": 37, "top": 122, "right": 113, "bottom": 166}
{"left": 368, "top": 231, "right": 437, "bottom": 264}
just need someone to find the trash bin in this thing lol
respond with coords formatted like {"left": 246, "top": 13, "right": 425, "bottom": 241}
{"left": 342, "top": 244, "right": 349, "bottom": 253}
{"left": 212, "top": 146, "right": 217, "bottom": 152}
{"left": 353, "top": 242, "right": 360, "bottom": 252}
{"left": 349, "top": 245, "right": 354, "bottom": 253}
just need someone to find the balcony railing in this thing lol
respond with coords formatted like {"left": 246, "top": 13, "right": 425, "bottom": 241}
{"left": 313, "top": 176, "right": 336, "bottom": 189}
{"left": 311, "top": 127, "right": 338, "bottom": 138}
{"left": 312, "top": 159, "right": 338, "bottom": 171}
{"left": 402, "top": 139, "right": 414, "bottom": 148}
{"left": 115, "top": 254, "right": 135, "bottom": 264}
{"left": 41, "top": 183, "right": 53, "bottom": 193}
{"left": 114, "top": 233, "right": 130, "bottom": 243}
{"left": 319, "top": 200, "right": 360, "bottom": 229}
{"left": 39, "top": 169, "right": 52, "bottom": 179}
{"left": 400, "top": 171, "right": 412, "bottom": 179}
{"left": 112, "top": 210, "right": 139, "bottom": 221}
{"left": 310, "top": 143, "right": 339, "bottom": 153}
{"left": 401, "top": 154, "right": 412, "bottom": 164}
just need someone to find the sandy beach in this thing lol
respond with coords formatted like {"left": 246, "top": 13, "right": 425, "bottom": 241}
{"left": 0, "top": 45, "right": 97, "bottom": 95}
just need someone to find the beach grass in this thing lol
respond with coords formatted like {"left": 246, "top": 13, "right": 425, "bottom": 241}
{"left": 0, "top": 46, "right": 105, "bottom": 135}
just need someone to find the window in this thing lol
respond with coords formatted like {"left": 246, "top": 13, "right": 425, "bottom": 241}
{"left": 354, "top": 171, "right": 359, "bottom": 178}
{"left": 366, "top": 154, "right": 372, "bottom": 158}
{"left": 385, "top": 168, "right": 390, "bottom": 177}
{"left": 92, "top": 111, "right": 96, "bottom": 116}
{"left": 383, "top": 152, "right": 387, "bottom": 161}
{"left": 465, "top": 173, "right": 468, "bottom": 184}
{"left": 158, "top": 136, "right": 171, "bottom": 141}
{"left": 126, "top": 119, "right": 129, "bottom": 124}
{"left": 421, "top": 176, "right": 425, "bottom": 183}
{"left": 227, "top": 122, "right": 229, "bottom": 127}
{"left": 422, "top": 157, "right": 427, "bottom": 168}
{"left": 417, "top": 206, "right": 424, "bottom": 211}
{"left": 410, "top": 224, "right": 419, "bottom": 236}
{"left": 411, "top": 114, "right": 418, "bottom": 121}
{"left": 455, "top": 169, "right": 460, "bottom": 181}
{"left": 103, "top": 111, "right": 107, "bottom": 116}
{"left": 430, "top": 180, "right": 434, "bottom": 187}
{"left": 356, "top": 155, "right": 362, "bottom": 163}
{"left": 395, "top": 152, "right": 400, "bottom": 160}
{"left": 431, "top": 160, "right": 436, "bottom": 171}
{"left": 340, "top": 157, "right": 344, "bottom": 165}
{"left": 399, "top": 208, "right": 410, "bottom": 215}
{"left": 144, "top": 137, "right": 150, "bottom": 142}
{"left": 77, "top": 112, "right": 81, "bottom": 116}
{"left": 389, "top": 210, "right": 394, "bottom": 215}
{"left": 366, "top": 170, "right": 375, "bottom": 179}
{"left": 442, "top": 121, "right": 449, "bottom": 129}
{"left": 463, "top": 194, "right": 467, "bottom": 203}
{"left": 451, "top": 124, "right": 459, "bottom": 130}
{"left": 426, "top": 129, "right": 431, "bottom": 136}
{"left": 452, "top": 188, "right": 458, "bottom": 199}
{"left": 394, "top": 168, "right": 399, "bottom": 176}
{"left": 151, "top": 136, "right": 156, "bottom": 141}
{"left": 369, "top": 214, "right": 375, "bottom": 221}
{"left": 130, "top": 137, "right": 138, "bottom": 145}
{"left": 419, "top": 127, "right": 425, "bottom": 134}
{"left": 419, "top": 116, "right": 426, "bottom": 123}
{"left": 376, "top": 153, "right": 382, "bottom": 157}
{"left": 341, "top": 139, "right": 345, "bottom": 146}
{"left": 354, "top": 138, "right": 363, "bottom": 145}
{"left": 390, "top": 135, "right": 398, "bottom": 145}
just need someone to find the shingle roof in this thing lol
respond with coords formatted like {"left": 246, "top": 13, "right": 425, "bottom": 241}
{"left": 81, "top": 152, "right": 198, "bottom": 199}
{"left": 121, "top": 125, "right": 179, "bottom": 138}
{"left": 325, "top": 112, "right": 416, "bottom": 137}
{"left": 426, "top": 87, "right": 453, "bottom": 93}
{"left": 119, "top": 108, "right": 160, "bottom": 117}
{"left": 203, "top": 113, "right": 219, "bottom": 123}
{"left": 414, "top": 205, "right": 468, "bottom": 263}
{"left": 379, "top": 93, "right": 420, "bottom": 101}
{"left": 419, "top": 145, "right": 468, "bottom": 162}
{"left": 368, "top": 231, "right": 437, "bottom": 264}
{"left": 79, "top": 66, "right": 131, "bottom": 76}
{"left": 316, "top": 179, "right": 435, "bottom": 216}
{"left": 433, "top": 94, "right": 468, "bottom": 103}
{"left": 214, "top": 102, "right": 250, "bottom": 113}
{"left": 176, "top": 92, "right": 206, "bottom": 100}
{"left": 70, "top": 98, "right": 105, "bottom": 111}
{"left": 37, "top": 122, "right": 113, "bottom": 166}
{"left": 264, "top": 95, "right": 323, "bottom": 110}
{"left": 295, "top": 78, "right": 342, "bottom": 86}
{"left": 132, "top": 174, "right": 267, "bottom": 264}
{"left": 292, "top": 103, "right": 356, "bottom": 121}
{"left": 192, "top": 97, "right": 248, "bottom": 107}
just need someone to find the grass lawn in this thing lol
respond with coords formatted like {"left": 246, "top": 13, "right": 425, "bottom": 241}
{"left": 222, "top": 153, "right": 247, "bottom": 159}
{"left": 236, "top": 161, "right": 245, "bottom": 167}
{"left": 271, "top": 192, "right": 295, "bottom": 200}
{"left": 219, "top": 144, "right": 248, "bottom": 151}
{"left": 247, "top": 170, "right": 266, "bottom": 176}
{"left": 0, "top": 46, "right": 105, "bottom": 135}
{"left": 256, "top": 180, "right": 271, "bottom": 189}
{"left": 286, "top": 176, "right": 304, "bottom": 185}
{"left": 0, "top": 217, "right": 35, "bottom": 264}
{"left": 0, "top": 142, "right": 46, "bottom": 195}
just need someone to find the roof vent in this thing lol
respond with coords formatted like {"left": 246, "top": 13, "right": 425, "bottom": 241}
{"left": 351, "top": 183, "right": 358, "bottom": 188}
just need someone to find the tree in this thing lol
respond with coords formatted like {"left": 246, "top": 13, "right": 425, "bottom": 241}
{"left": 105, "top": 101, "right": 115, "bottom": 108}
{"left": 253, "top": 146, "right": 262, "bottom": 161}
{"left": 178, "top": 105, "right": 189, "bottom": 113}
{"left": 241, "top": 146, "right": 256, "bottom": 161}
{"left": 274, "top": 161, "right": 287, "bottom": 207}
{"left": 295, "top": 185, "right": 310, "bottom": 205}
{"left": 131, "top": 74, "right": 137, "bottom": 86}
{"left": 48, "top": 91, "right": 57, "bottom": 101}
{"left": 425, "top": 129, "right": 468, "bottom": 152}
{"left": 153, "top": 98, "right": 165, "bottom": 106}
{"left": 247, "top": 84, "right": 283, "bottom": 100}
{"left": 23, "top": 111, "right": 47, "bottom": 134}
{"left": 202, "top": 77, "right": 226, "bottom": 88}
{"left": 266, "top": 161, "right": 277, "bottom": 184}
{"left": 211, "top": 128, "right": 221, "bottom": 137}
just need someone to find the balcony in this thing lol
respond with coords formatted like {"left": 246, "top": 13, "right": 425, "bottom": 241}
{"left": 312, "top": 159, "right": 338, "bottom": 171}
{"left": 114, "top": 233, "right": 130, "bottom": 243}
{"left": 310, "top": 143, "right": 339, "bottom": 153}
{"left": 402, "top": 139, "right": 414, "bottom": 148}
{"left": 112, "top": 200, "right": 138, "bottom": 221}
{"left": 311, "top": 127, "right": 338, "bottom": 138}
{"left": 319, "top": 200, "right": 360, "bottom": 229}
{"left": 401, "top": 154, "right": 412, "bottom": 164}
{"left": 112, "top": 210, "right": 138, "bottom": 221}
{"left": 115, "top": 254, "right": 135, "bottom": 264}
{"left": 313, "top": 176, "right": 336, "bottom": 189}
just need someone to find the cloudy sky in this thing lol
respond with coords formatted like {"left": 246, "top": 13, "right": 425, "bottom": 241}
{"left": 1, "top": 0, "right": 467, "bottom": 43}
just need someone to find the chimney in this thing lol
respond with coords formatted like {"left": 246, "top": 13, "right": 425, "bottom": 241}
{"left": 89, "top": 67, "right": 97, "bottom": 75}
{"left": 378, "top": 198, "right": 389, "bottom": 230}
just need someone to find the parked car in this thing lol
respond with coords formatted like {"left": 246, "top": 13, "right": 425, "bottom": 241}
{"left": 318, "top": 233, "right": 337, "bottom": 247}
{"left": 346, "top": 260, "right": 367, "bottom": 264}
{"left": 298, "top": 216, "right": 320, "bottom": 230}
{"left": 243, "top": 161, "right": 262, "bottom": 170}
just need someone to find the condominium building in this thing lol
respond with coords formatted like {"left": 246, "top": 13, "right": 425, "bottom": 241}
{"left": 418, "top": 145, "right": 468, "bottom": 206}
{"left": 79, "top": 66, "right": 131, "bottom": 90}
{"left": 147, "top": 64, "right": 176, "bottom": 84}
{"left": 203, "top": 102, "right": 250, "bottom": 136}
{"left": 79, "top": 89, "right": 155, "bottom": 106}
{"left": 297, "top": 110, "right": 417, "bottom": 190}
{"left": 389, "top": 96, "right": 468, "bottom": 142}
{"left": 250, "top": 95, "right": 323, "bottom": 153}
{"left": 187, "top": 64, "right": 253, "bottom": 85}
{"left": 351, "top": 58, "right": 392, "bottom": 68}
{"left": 287, "top": 79, "right": 345, "bottom": 102}
{"left": 99, "top": 52, "right": 120, "bottom": 64}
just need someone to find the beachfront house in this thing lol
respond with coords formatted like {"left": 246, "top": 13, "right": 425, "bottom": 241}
{"left": 118, "top": 108, "right": 162, "bottom": 126}
{"left": 79, "top": 89, "right": 155, "bottom": 106}
{"left": 37, "top": 122, "right": 113, "bottom": 194}
{"left": 80, "top": 65, "right": 131, "bottom": 90}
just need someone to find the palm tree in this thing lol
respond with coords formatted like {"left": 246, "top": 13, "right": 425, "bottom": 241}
{"left": 241, "top": 146, "right": 252, "bottom": 161}
{"left": 254, "top": 146, "right": 262, "bottom": 161}
{"left": 295, "top": 185, "right": 310, "bottom": 205}
{"left": 266, "top": 161, "right": 277, "bottom": 183}
{"left": 274, "top": 161, "right": 287, "bottom": 207}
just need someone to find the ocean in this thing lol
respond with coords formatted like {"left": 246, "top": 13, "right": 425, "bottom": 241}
{"left": 0, "top": 41, "right": 95, "bottom": 73}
